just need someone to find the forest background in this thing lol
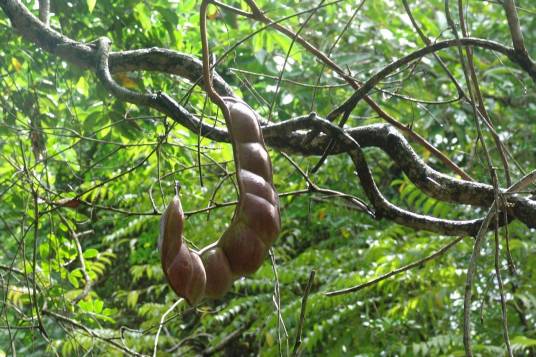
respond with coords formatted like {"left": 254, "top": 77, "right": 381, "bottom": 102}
{"left": 0, "top": 0, "right": 535, "bottom": 355}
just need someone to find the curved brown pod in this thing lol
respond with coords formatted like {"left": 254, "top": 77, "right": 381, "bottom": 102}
{"left": 159, "top": 97, "right": 280, "bottom": 304}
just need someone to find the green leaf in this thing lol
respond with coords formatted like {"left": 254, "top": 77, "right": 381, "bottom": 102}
{"left": 93, "top": 299, "right": 104, "bottom": 314}
{"left": 83, "top": 248, "right": 99, "bottom": 259}
{"left": 87, "top": 0, "right": 96, "bottom": 13}
{"left": 39, "top": 243, "right": 50, "bottom": 259}
{"left": 134, "top": 3, "right": 152, "bottom": 30}
{"left": 270, "top": 32, "right": 302, "bottom": 63}
{"left": 127, "top": 290, "right": 139, "bottom": 308}
{"left": 68, "top": 270, "right": 80, "bottom": 288}
{"left": 511, "top": 335, "right": 536, "bottom": 348}
{"left": 75, "top": 76, "right": 89, "bottom": 96}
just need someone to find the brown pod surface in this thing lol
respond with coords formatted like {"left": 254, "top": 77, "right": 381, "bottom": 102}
{"left": 158, "top": 196, "right": 183, "bottom": 261}
{"left": 219, "top": 224, "right": 267, "bottom": 275}
{"left": 159, "top": 97, "right": 280, "bottom": 304}
{"left": 201, "top": 247, "right": 233, "bottom": 299}
{"left": 159, "top": 197, "right": 206, "bottom": 305}
{"left": 216, "top": 98, "right": 280, "bottom": 276}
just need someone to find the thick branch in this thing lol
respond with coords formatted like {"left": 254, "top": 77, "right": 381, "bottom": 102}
{"left": 274, "top": 115, "right": 510, "bottom": 236}
{"left": 263, "top": 119, "right": 536, "bottom": 230}
{"left": 502, "top": 0, "right": 529, "bottom": 56}
{"left": 0, "top": 0, "right": 233, "bottom": 97}
{"left": 2, "top": 0, "right": 536, "bottom": 234}
{"left": 332, "top": 38, "right": 536, "bottom": 120}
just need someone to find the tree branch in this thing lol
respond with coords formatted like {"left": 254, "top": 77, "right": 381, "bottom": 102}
{"left": 2, "top": 0, "right": 536, "bottom": 235}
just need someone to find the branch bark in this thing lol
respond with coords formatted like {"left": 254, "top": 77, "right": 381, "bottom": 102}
{"left": 1, "top": 0, "right": 536, "bottom": 235}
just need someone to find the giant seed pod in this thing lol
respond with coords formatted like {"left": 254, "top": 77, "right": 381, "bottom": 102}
{"left": 159, "top": 98, "right": 280, "bottom": 304}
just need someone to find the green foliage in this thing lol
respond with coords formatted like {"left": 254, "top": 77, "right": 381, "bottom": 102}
{"left": 1, "top": 0, "right": 535, "bottom": 356}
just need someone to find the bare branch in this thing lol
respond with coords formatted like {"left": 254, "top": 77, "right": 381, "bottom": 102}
{"left": 502, "top": 0, "right": 529, "bottom": 55}
{"left": 292, "top": 270, "right": 315, "bottom": 356}
{"left": 38, "top": 0, "right": 49, "bottom": 26}
{"left": 325, "top": 236, "right": 464, "bottom": 297}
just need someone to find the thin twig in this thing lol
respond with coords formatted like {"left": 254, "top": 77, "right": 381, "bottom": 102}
{"left": 43, "top": 309, "right": 145, "bottom": 356}
{"left": 326, "top": 236, "right": 464, "bottom": 296}
{"left": 502, "top": 0, "right": 529, "bottom": 55}
{"left": 492, "top": 175, "right": 513, "bottom": 356}
{"left": 153, "top": 299, "right": 183, "bottom": 357}
{"left": 237, "top": 0, "right": 473, "bottom": 180}
{"left": 200, "top": 320, "right": 253, "bottom": 356}
{"left": 56, "top": 214, "right": 93, "bottom": 304}
{"left": 270, "top": 250, "right": 289, "bottom": 357}
{"left": 292, "top": 270, "right": 315, "bottom": 356}
{"left": 462, "top": 168, "right": 532, "bottom": 357}
{"left": 38, "top": 0, "right": 49, "bottom": 26}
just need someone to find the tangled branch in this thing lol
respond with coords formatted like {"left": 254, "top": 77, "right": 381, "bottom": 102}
{"left": 1, "top": 1, "right": 536, "bottom": 355}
